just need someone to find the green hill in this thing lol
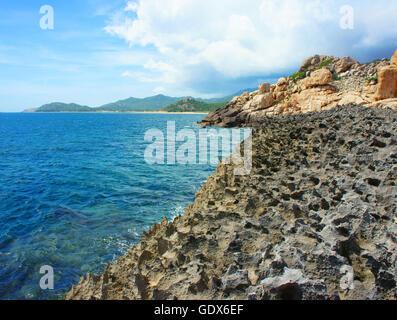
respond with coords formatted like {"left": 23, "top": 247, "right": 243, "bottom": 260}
{"left": 35, "top": 103, "right": 92, "bottom": 112}
{"left": 96, "top": 95, "right": 184, "bottom": 111}
{"left": 27, "top": 89, "right": 256, "bottom": 113}
{"left": 162, "top": 98, "right": 227, "bottom": 113}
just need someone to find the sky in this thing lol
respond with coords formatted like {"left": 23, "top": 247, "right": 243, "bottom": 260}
{"left": 0, "top": 0, "right": 396, "bottom": 112}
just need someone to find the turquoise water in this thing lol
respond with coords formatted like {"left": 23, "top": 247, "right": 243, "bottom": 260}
{"left": 0, "top": 113, "right": 239, "bottom": 300}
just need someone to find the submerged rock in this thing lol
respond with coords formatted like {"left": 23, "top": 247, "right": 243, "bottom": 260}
{"left": 66, "top": 105, "right": 397, "bottom": 300}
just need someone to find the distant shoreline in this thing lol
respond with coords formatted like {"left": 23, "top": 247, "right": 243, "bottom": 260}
{"left": 20, "top": 111, "right": 209, "bottom": 115}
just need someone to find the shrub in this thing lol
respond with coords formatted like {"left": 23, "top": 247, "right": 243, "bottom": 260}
{"left": 319, "top": 59, "right": 333, "bottom": 68}
{"left": 366, "top": 77, "right": 378, "bottom": 84}
{"left": 289, "top": 70, "right": 307, "bottom": 82}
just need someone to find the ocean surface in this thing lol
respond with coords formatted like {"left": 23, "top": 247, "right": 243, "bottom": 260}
{"left": 0, "top": 113, "right": 242, "bottom": 300}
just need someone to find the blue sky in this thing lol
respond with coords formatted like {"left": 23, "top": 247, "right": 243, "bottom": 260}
{"left": 0, "top": 0, "right": 397, "bottom": 112}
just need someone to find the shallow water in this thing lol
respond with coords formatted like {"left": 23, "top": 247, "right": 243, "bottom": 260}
{"left": 0, "top": 113, "right": 241, "bottom": 299}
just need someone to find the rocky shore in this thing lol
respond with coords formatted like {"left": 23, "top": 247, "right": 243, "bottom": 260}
{"left": 199, "top": 50, "right": 397, "bottom": 128}
{"left": 66, "top": 105, "right": 396, "bottom": 300}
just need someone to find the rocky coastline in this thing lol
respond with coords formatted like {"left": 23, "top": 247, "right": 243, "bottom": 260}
{"left": 67, "top": 104, "right": 396, "bottom": 300}
{"left": 66, "top": 51, "right": 397, "bottom": 300}
{"left": 199, "top": 51, "right": 397, "bottom": 128}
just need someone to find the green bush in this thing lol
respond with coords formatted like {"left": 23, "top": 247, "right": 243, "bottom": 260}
{"left": 319, "top": 59, "right": 333, "bottom": 69}
{"left": 289, "top": 70, "right": 307, "bottom": 82}
{"left": 366, "top": 77, "right": 378, "bottom": 84}
{"left": 162, "top": 99, "right": 227, "bottom": 112}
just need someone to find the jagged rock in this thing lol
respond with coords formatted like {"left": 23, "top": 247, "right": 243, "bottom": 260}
{"left": 275, "top": 78, "right": 289, "bottom": 94}
{"left": 299, "top": 55, "right": 320, "bottom": 72}
{"left": 66, "top": 106, "right": 397, "bottom": 300}
{"left": 222, "top": 266, "right": 250, "bottom": 292}
{"left": 302, "top": 68, "right": 333, "bottom": 89}
{"left": 338, "top": 92, "right": 370, "bottom": 106}
{"left": 277, "top": 77, "right": 288, "bottom": 86}
{"left": 258, "top": 83, "right": 271, "bottom": 94}
{"left": 368, "top": 98, "right": 397, "bottom": 109}
{"left": 247, "top": 93, "right": 274, "bottom": 111}
{"left": 250, "top": 268, "right": 332, "bottom": 300}
{"left": 334, "top": 56, "right": 359, "bottom": 74}
{"left": 290, "top": 86, "right": 339, "bottom": 113}
{"left": 199, "top": 51, "right": 396, "bottom": 128}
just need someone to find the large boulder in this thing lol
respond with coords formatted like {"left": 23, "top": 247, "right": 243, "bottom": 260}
{"left": 338, "top": 92, "right": 369, "bottom": 106}
{"left": 334, "top": 56, "right": 359, "bottom": 73}
{"left": 258, "top": 83, "right": 271, "bottom": 94}
{"left": 290, "top": 86, "right": 339, "bottom": 112}
{"left": 277, "top": 77, "right": 288, "bottom": 86}
{"left": 299, "top": 55, "right": 320, "bottom": 72}
{"left": 247, "top": 93, "right": 274, "bottom": 111}
{"left": 302, "top": 68, "right": 333, "bottom": 89}
{"left": 375, "top": 50, "right": 397, "bottom": 101}
{"left": 375, "top": 66, "right": 397, "bottom": 100}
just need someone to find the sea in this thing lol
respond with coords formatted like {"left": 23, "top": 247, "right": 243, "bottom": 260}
{"left": 0, "top": 112, "right": 243, "bottom": 299}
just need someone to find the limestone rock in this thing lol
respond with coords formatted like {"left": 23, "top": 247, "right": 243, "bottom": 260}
{"left": 375, "top": 65, "right": 397, "bottom": 101}
{"left": 67, "top": 106, "right": 397, "bottom": 301}
{"left": 222, "top": 267, "right": 250, "bottom": 293}
{"left": 338, "top": 92, "right": 370, "bottom": 106}
{"left": 258, "top": 83, "right": 271, "bottom": 94}
{"left": 368, "top": 98, "right": 397, "bottom": 109}
{"left": 299, "top": 55, "right": 320, "bottom": 72}
{"left": 251, "top": 268, "right": 332, "bottom": 300}
{"left": 302, "top": 68, "right": 333, "bottom": 89}
{"left": 334, "top": 56, "right": 359, "bottom": 74}
{"left": 290, "top": 86, "right": 339, "bottom": 113}
{"left": 250, "top": 93, "right": 274, "bottom": 110}
{"left": 198, "top": 51, "right": 395, "bottom": 128}
{"left": 277, "top": 77, "right": 288, "bottom": 86}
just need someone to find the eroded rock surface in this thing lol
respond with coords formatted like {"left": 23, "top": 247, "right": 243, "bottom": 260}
{"left": 66, "top": 106, "right": 397, "bottom": 300}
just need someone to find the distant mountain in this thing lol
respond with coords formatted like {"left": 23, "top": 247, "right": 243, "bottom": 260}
{"left": 25, "top": 89, "right": 258, "bottom": 113}
{"left": 23, "top": 108, "right": 38, "bottom": 113}
{"left": 35, "top": 102, "right": 92, "bottom": 113}
{"left": 200, "top": 88, "right": 257, "bottom": 104}
{"left": 96, "top": 94, "right": 185, "bottom": 111}
{"left": 162, "top": 98, "right": 227, "bottom": 113}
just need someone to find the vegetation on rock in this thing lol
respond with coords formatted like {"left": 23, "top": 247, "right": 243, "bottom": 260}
{"left": 35, "top": 103, "right": 92, "bottom": 112}
{"left": 162, "top": 98, "right": 227, "bottom": 112}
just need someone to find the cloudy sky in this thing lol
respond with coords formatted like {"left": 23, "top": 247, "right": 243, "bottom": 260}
{"left": 0, "top": 0, "right": 396, "bottom": 112}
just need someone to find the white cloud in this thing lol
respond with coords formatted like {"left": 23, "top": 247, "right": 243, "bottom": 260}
{"left": 125, "top": 2, "right": 139, "bottom": 12}
{"left": 105, "top": 0, "right": 397, "bottom": 94}
{"left": 153, "top": 86, "right": 166, "bottom": 94}
{"left": 121, "top": 71, "right": 133, "bottom": 77}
